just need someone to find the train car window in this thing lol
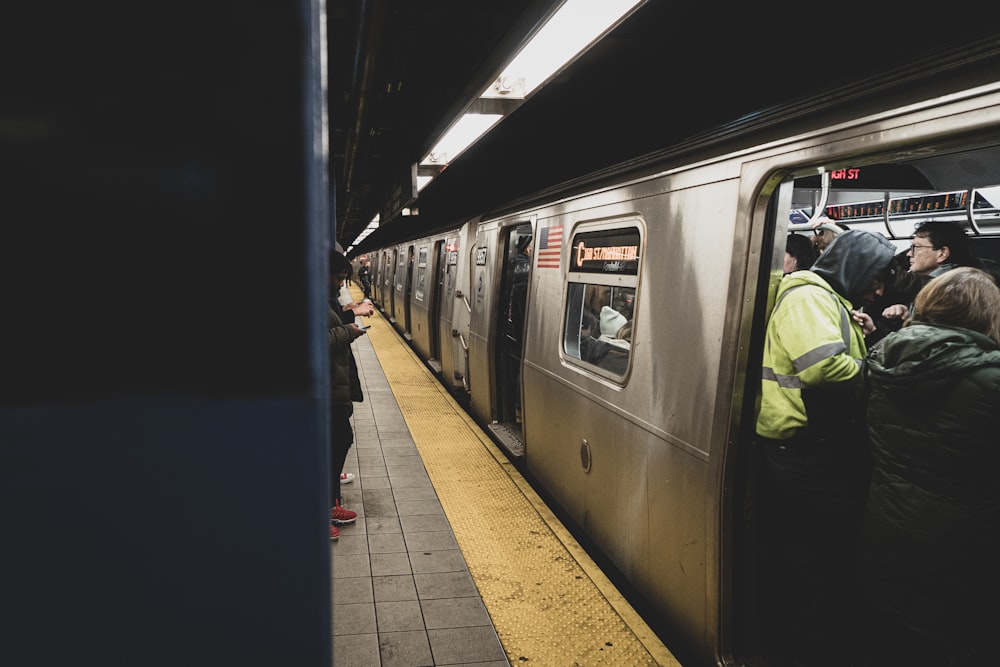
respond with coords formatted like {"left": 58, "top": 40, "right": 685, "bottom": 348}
{"left": 562, "top": 225, "right": 640, "bottom": 380}
{"left": 415, "top": 246, "right": 429, "bottom": 302}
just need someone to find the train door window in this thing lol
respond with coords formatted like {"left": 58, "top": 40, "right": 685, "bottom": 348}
{"left": 396, "top": 251, "right": 406, "bottom": 292}
{"left": 415, "top": 246, "right": 429, "bottom": 302}
{"left": 562, "top": 224, "right": 641, "bottom": 380}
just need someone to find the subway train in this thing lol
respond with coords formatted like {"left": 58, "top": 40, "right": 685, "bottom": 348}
{"left": 350, "top": 43, "right": 1000, "bottom": 666}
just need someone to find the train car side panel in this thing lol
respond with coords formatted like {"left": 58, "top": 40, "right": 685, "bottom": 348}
{"left": 520, "top": 170, "right": 743, "bottom": 661}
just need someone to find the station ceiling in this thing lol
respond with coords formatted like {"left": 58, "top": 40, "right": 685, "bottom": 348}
{"left": 328, "top": 0, "right": 1000, "bottom": 255}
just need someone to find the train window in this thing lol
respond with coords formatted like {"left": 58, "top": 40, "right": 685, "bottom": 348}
{"left": 562, "top": 225, "right": 640, "bottom": 379}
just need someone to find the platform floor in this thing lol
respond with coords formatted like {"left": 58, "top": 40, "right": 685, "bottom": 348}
{"left": 331, "top": 287, "right": 682, "bottom": 667}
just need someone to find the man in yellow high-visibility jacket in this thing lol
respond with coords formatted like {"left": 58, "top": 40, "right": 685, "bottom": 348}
{"left": 755, "top": 229, "right": 896, "bottom": 666}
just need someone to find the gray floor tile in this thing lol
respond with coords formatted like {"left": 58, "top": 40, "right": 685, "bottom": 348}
{"left": 400, "top": 515, "right": 454, "bottom": 534}
{"left": 339, "top": 517, "right": 368, "bottom": 536}
{"left": 386, "top": 465, "right": 431, "bottom": 479}
{"left": 409, "top": 550, "right": 469, "bottom": 574}
{"left": 332, "top": 532, "right": 369, "bottom": 555}
{"left": 382, "top": 445, "right": 420, "bottom": 456}
{"left": 333, "top": 601, "right": 376, "bottom": 635}
{"left": 420, "top": 597, "right": 492, "bottom": 629}
{"left": 361, "top": 463, "right": 390, "bottom": 477}
{"left": 368, "top": 532, "right": 407, "bottom": 554}
{"left": 371, "top": 551, "right": 412, "bottom": 576}
{"left": 375, "top": 599, "right": 425, "bottom": 632}
{"left": 403, "top": 529, "right": 459, "bottom": 551}
{"left": 332, "top": 552, "right": 372, "bottom": 578}
{"left": 339, "top": 491, "right": 364, "bottom": 511}
{"left": 379, "top": 436, "right": 419, "bottom": 448}
{"left": 333, "top": 576, "right": 373, "bottom": 604}
{"left": 366, "top": 515, "right": 402, "bottom": 533}
{"left": 373, "top": 574, "right": 418, "bottom": 602}
{"left": 395, "top": 499, "right": 445, "bottom": 516}
{"left": 333, "top": 632, "right": 380, "bottom": 667}
{"left": 379, "top": 630, "right": 433, "bottom": 667}
{"left": 335, "top": 521, "right": 364, "bottom": 539}
{"left": 363, "top": 490, "right": 400, "bottom": 517}
{"left": 390, "top": 474, "right": 434, "bottom": 489}
{"left": 391, "top": 486, "right": 440, "bottom": 502}
{"left": 414, "top": 571, "right": 479, "bottom": 599}
{"left": 360, "top": 476, "right": 392, "bottom": 490}
{"left": 428, "top": 626, "right": 507, "bottom": 665}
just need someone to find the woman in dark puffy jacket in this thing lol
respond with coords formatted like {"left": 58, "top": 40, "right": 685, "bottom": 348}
{"left": 862, "top": 267, "right": 1000, "bottom": 666}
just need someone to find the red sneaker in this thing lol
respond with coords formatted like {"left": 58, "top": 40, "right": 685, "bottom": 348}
{"left": 340, "top": 472, "right": 355, "bottom": 484}
{"left": 330, "top": 523, "right": 340, "bottom": 540}
{"left": 331, "top": 500, "right": 357, "bottom": 525}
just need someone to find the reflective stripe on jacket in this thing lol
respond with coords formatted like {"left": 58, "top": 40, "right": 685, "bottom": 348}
{"left": 756, "top": 270, "right": 866, "bottom": 440}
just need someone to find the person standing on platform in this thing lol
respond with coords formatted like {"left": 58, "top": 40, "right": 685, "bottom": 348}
{"left": 754, "top": 229, "right": 896, "bottom": 666}
{"left": 358, "top": 259, "right": 372, "bottom": 300}
{"left": 862, "top": 267, "right": 1000, "bottom": 667}
{"left": 328, "top": 251, "right": 368, "bottom": 540}
{"left": 332, "top": 262, "right": 373, "bottom": 489}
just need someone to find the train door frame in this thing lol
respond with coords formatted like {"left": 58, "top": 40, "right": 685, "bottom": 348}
{"left": 493, "top": 223, "right": 533, "bottom": 434}
{"left": 726, "top": 177, "right": 788, "bottom": 665}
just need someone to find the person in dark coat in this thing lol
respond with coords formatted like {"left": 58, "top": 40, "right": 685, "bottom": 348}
{"left": 506, "top": 232, "right": 532, "bottom": 341}
{"left": 327, "top": 251, "right": 368, "bottom": 539}
{"left": 358, "top": 260, "right": 372, "bottom": 300}
{"left": 862, "top": 267, "right": 1000, "bottom": 666}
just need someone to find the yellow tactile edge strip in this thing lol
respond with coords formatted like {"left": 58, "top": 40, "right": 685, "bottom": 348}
{"left": 358, "top": 294, "right": 680, "bottom": 666}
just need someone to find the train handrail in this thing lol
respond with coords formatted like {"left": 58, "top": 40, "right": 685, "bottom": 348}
{"left": 806, "top": 170, "right": 832, "bottom": 226}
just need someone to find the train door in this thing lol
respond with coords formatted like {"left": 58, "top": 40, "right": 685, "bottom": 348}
{"left": 403, "top": 245, "right": 415, "bottom": 339}
{"left": 428, "top": 239, "right": 446, "bottom": 369}
{"left": 387, "top": 248, "right": 398, "bottom": 320}
{"left": 372, "top": 252, "right": 383, "bottom": 303}
{"left": 379, "top": 249, "right": 390, "bottom": 304}
{"left": 493, "top": 224, "right": 533, "bottom": 437}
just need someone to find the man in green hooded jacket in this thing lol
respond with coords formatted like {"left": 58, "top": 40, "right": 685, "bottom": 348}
{"left": 755, "top": 229, "right": 895, "bottom": 665}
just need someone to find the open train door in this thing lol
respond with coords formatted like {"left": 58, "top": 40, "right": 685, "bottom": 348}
{"left": 491, "top": 224, "right": 532, "bottom": 454}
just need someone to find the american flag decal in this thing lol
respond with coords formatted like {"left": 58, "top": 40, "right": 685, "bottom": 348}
{"left": 536, "top": 223, "right": 563, "bottom": 269}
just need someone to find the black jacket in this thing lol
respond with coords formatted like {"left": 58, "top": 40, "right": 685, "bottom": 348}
{"left": 864, "top": 322, "right": 1000, "bottom": 648}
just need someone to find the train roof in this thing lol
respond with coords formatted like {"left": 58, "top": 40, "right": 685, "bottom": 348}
{"left": 330, "top": 1, "right": 1000, "bottom": 255}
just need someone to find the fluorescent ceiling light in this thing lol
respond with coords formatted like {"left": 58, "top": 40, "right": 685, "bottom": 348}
{"left": 362, "top": 0, "right": 645, "bottom": 250}
{"left": 486, "top": 0, "right": 644, "bottom": 98}
{"left": 420, "top": 113, "right": 503, "bottom": 167}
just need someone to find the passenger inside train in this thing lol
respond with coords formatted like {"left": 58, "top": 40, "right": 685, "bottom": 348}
{"left": 565, "top": 281, "right": 635, "bottom": 375}
{"left": 784, "top": 232, "right": 819, "bottom": 274}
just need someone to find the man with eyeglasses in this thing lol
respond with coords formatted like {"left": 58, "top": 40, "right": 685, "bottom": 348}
{"left": 882, "top": 220, "right": 976, "bottom": 322}
{"left": 907, "top": 220, "right": 975, "bottom": 277}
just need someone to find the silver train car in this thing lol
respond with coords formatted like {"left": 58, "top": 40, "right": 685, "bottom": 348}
{"left": 354, "top": 44, "right": 1000, "bottom": 666}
